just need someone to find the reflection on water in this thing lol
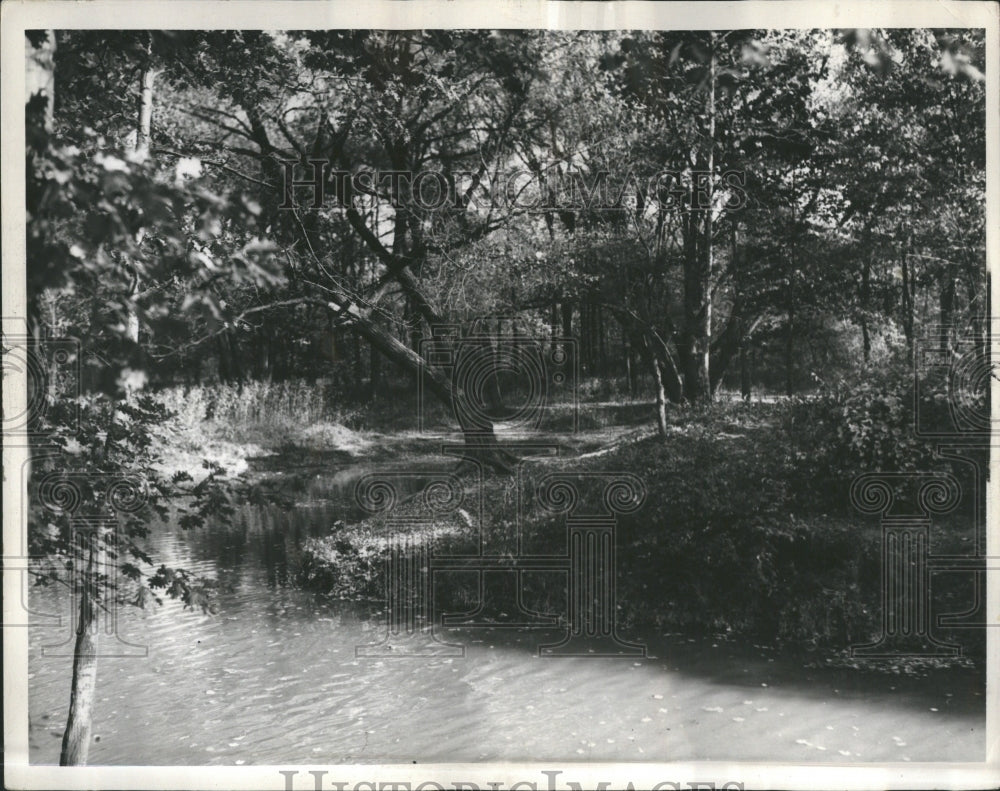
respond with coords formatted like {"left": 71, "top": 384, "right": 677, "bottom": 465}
{"left": 28, "top": 462, "right": 985, "bottom": 765}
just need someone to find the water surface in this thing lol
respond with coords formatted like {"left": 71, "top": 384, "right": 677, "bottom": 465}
{"left": 28, "top": 459, "right": 985, "bottom": 765}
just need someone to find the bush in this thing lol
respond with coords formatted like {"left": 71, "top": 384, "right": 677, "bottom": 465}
{"left": 298, "top": 534, "right": 387, "bottom": 599}
{"left": 786, "top": 356, "right": 947, "bottom": 511}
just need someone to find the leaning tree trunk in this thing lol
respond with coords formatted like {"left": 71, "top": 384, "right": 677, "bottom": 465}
{"left": 337, "top": 302, "right": 516, "bottom": 472}
{"left": 60, "top": 535, "right": 101, "bottom": 765}
{"left": 271, "top": 119, "right": 513, "bottom": 469}
{"left": 635, "top": 332, "right": 677, "bottom": 436}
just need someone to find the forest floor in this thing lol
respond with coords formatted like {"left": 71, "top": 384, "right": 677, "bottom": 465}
{"left": 151, "top": 382, "right": 666, "bottom": 482}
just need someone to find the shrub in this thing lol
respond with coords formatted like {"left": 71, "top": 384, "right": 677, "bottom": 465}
{"left": 785, "top": 356, "right": 947, "bottom": 511}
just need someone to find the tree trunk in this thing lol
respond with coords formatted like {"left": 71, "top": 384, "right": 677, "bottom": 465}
{"left": 597, "top": 305, "right": 607, "bottom": 378}
{"left": 939, "top": 270, "right": 956, "bottom": 353}
{"left": 624, "top": 332, "right": 637, "bottom": 398}
{"left": 124, "top": 55, "right": 157, "bottom": 360}
{"left": 650, "top": 357, "right": 669, "bottom": 436}
{"left": 561, "top": 301, "right": 574, "bottom": 375}
{"left": 369, "top": 329, "right": 381, "bottom": 398}
{"left": 785, "top": 288, "right": 795, "bottom": 397}
{"left": 861, "top": 259, "right": 872, "bottom": 364}
{"left": 352, "top": 329, "right": 363, "bottom": 393}
{"left": 900, "top": 238, "right": 914, "bottom": 363}
{"left": 681, "top": 37, "right": 716, "bottom": 404}
{"left": 701, "top": 35, "right": 716, "bottom": 402}
{"left": 217, "top": 335, "right": 231, "bottom": 383}
{"left": 136, "top": 65, "right": 157, "bottom": 157}
{"left": 487, "top": 317, "right": 504, "bottom": 413}
{"left": 341, "top": 303, "right": 515, "bottom": 472}
{"left": 740, "top": 340, "right": 752, "bottom": 403}
{"left": 682, "top": 243, "right": 712, "bottom": 402}
{"left": 638, "top": 335, "right": 668, "bottom": 435}
{"left": 60, "top": 535, "right": 101, "bottom": 765}
{"left": 710, "top": 311, "right": 755, "bottom": 395}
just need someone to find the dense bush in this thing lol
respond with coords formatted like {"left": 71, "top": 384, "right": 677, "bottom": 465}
{"left": 599, "top": 426, "right": 877, "bottom": 645}
{"left": 298, "top": 534, "right": 387, "bottom": 599}
{"left": 785, "top": 357, "right": 954, "bottom": 511}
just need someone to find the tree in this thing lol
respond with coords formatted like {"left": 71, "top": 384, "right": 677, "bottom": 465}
{"left": 149, "top": 30, "right": 552, "bottom": 469}
{"left": 25, "top": 31, "right": 278, "bottom": 764}
{"left": 828, "top": 29, "right": 986, "bottom": 359}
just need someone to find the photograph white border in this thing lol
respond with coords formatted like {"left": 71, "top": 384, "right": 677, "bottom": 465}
{"left": 3, "top": 2, "right": 998, "bottom": 789}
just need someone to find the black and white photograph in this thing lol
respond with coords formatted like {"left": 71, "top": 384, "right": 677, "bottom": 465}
{"left": 3, "top": 1, "right": 998, "bottom": 789}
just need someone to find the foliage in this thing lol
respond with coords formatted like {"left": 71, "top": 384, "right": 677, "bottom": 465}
{"left": 27, "top": 388, "right": 233, "bottom": 611}
{"left": 21, "top": 23, "right": 992, "bottom": 688}
{"left": 298, "top": 534, "right": 386, "bottom": 600}
{"left": 785, "top": 355, "right": 954, "bottom": 510}
{"left": 31, "top": 27, "right": 988, "bottom": 417}
{"left": 155, "top": 379, "right": 355, "bottom": 444}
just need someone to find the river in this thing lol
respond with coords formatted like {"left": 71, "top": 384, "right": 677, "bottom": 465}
{"left": 28, "top": 455, "right": 985, "bottom": 765}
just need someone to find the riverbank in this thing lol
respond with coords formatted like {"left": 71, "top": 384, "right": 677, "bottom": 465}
{"left": 147, "top": 381, "right": 984, "bottom": 664}
{"left": 150, "top": 382, "right": 378, "bottom": 481}
{"left": 295, "top": 401, "right": 985, "bottom": 665}
{"left": 28, "top": 387, "right": 986, "bottom": 766}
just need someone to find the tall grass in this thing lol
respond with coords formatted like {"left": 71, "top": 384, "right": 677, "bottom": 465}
{"left": 156, "top": 380, "right": 355, "bottom": 446}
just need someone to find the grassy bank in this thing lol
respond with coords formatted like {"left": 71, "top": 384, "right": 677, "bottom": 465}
{"left": 150, "top": 380, "right": 375, "bottom": 481}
